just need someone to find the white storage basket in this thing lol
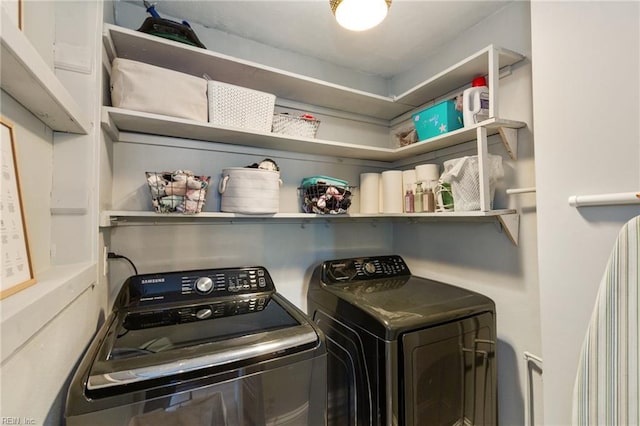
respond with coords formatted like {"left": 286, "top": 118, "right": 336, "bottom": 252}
{"left": 218, "top": 168, "right": 281, "bottom": 214}
{"left": 207, "top": 81, "right": 275, "bottom": 132}
{"left": 441, "top": 154, "right": 504, "bottom": 211}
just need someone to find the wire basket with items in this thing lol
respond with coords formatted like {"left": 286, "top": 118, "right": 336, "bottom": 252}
{"left": 300, "top": 176, "right": 353, "bottom": 215}
{"left": 272, "top": 113, "right": 321, "bottom": 139}
{"left": 146, "top": 170, "right": 210, "bottom": 214}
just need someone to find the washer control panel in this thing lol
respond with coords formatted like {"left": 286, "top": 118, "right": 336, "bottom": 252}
{"left": 123, "top": 267, "right": 275, "bottom": 307}
{"left": 322, "top": 255, "right": 410, "bottom": 284}
{"left": 124, "top": 295, "right": 271, "bottom": 329}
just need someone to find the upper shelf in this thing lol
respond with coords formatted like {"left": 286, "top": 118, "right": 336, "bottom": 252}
{"left": 0, "top": 9, "right": 90, "bottom": 134}
{"left": 102, "top": 24, "right": 524, "bottom": 121}
{"left": 102, "top": 107, "right": 526, "bottom": 162}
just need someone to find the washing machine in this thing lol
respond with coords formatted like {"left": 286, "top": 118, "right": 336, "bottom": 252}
{"left": 307, "top": 255, "right": 497, "bottom": 426}
{"left": 66, "top": 266, "right": 326, "bottom": 426}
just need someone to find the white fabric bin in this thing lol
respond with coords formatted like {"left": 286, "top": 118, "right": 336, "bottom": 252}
{"left": 218, "top": 168, "right": 281, "bottom": 214}
{"left": 110, "top": 58, "right": 208, "bottom": 122}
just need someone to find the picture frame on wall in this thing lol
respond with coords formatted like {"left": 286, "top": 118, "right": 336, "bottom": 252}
{"left": 1, "top": 118, "right": 35, "bottom": 299}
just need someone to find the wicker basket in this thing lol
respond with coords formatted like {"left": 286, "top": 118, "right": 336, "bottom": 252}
{"left": 146, "top": 171, "right": 210, "bottom": 214}
{"left": 272, "top": 113, "right": 320, "bottom": 138}
{"left": 207, "top": 81, "right": 275, "bottom": 132}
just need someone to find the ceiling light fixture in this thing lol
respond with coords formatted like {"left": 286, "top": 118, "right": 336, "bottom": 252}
{"left": 330, "top": 0, "right": 392, "bottom": 32}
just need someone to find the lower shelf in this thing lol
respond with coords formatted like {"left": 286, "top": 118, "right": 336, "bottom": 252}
{"left": 1, "top": 262, "right": 97, "bottom": 362}
{"left": 100, "top": 210, "right": 520, "bottom": 245}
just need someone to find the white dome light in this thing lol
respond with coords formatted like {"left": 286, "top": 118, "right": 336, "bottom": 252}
{"left": 331, "top": 0, "right": 391, "bottom": 32}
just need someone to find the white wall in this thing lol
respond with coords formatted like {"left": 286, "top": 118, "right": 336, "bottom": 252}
{"left": 112, "top": 1, "right": 389, "bottom": 96}
{"left": 530, "top": 1, "right": 640, "bottom": 424}
{"left": 0, "top": 1, "right": 106, "bottom": 423}
{"left": 393, "top": 67, "right": 540, "bottom": 426}
{"left": 105, "top": 132, "right": 395, "bottom": 310}
{"left": 391, "top": 1, "right": 532, "bottom": 96}
{"left": 392, "top": 3, "right": 541, "bottom": 424}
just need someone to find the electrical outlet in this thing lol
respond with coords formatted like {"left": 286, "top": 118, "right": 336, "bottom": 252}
{"left": 103, "top": 246, "right": 108, "bottom": 276}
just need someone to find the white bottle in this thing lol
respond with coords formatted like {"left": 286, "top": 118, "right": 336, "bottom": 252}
{"left": 462, "top": 76, "right": 490, "bottom": 127}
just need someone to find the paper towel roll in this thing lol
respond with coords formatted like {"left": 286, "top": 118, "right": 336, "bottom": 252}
{"left": 379, "top": 175, "right": 383, "bottom": 213}
{"left": 360, "top": 173, "right": 380, "bottom": 214}
{"left": 402, "top": 169, "right": 417, "bottom": 192}
{"left": 415, "top": 163, "right": 440, "bottom": 189}
{"left": 381, "top": 170, "right": 404, "bottom": 213}
{"left": 415, "top": 164, "right": 440, "bottom": 181}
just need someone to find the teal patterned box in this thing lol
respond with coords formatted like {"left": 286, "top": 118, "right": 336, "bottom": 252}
{"left": 412, "top": 100, "right": 463, "bottom": 141}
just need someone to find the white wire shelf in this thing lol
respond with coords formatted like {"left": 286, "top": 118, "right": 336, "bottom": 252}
{"left": 100, "top": 209, "right": 520, "bottom": 245}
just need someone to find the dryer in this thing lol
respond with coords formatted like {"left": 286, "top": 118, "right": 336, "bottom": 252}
{"left": 307, "top": 255, "right": 497, "bottom": 426}
{"left": 66, "top": 266, "right": 326, "bottom": 425}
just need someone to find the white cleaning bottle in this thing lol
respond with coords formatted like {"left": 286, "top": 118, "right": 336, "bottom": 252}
{"left": 462, "top": 76, "right": 490, "bottom": 127}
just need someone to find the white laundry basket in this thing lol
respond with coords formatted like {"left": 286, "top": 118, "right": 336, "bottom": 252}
{"left": 218, "top": 168, "right": 281, "bottom": 214}
{"left": 441, "top": 154, "right": 504, "bottom": 211}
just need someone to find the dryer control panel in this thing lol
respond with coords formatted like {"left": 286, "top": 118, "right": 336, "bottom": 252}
{"left": 322, "top": 255, "right": 411, "bottom": 284}
{"left": 121, "top": 267, "right": 275, "bottom": 308}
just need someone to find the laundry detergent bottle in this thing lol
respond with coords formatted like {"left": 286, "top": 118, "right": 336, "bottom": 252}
{"left": 462, "top": 76, "right": 490, "bottom": 127}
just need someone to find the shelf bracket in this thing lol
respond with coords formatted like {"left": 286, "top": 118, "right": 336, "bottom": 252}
{"left": 477, "top": 126, "right": 491, "bottom": 212}
{"left": 497, "top": 213, "right": 519, "bottom": 246}
{"left": 488, "top": 45, "right": 499, "bottom": 118}
{"left": 99, "top": 211, "right": 121, "bottom": 227}
{"left": 101, "top": 108, "right": 120, "bottom": 142}
{"left": 101, "top": 28, "right": 117, "bottom": 63}
{"left": 498, "top": 126, "right": 518, "bottom": 160}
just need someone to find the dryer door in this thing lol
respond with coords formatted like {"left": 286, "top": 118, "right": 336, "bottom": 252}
{"left": 401, "top": 312, "right": 496, "bottom": 426}
{"left": 313, "top": 309, "right": 382, "bottom": 426}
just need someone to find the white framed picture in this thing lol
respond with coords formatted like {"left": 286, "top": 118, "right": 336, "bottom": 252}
{"left": 1, "top": 0, "right": 23, "bottom": 30}
{"left": 1, "top": 118, "right": 35, "bottom": 299}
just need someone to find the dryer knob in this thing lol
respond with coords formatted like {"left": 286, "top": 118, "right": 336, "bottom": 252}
{"left": 196, "top": 307, "right": 213, "bottom": 320}
{"left": 195, "top": 277, "right": 214, "bottom": 294}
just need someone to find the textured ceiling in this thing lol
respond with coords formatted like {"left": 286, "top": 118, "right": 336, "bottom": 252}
{"left": 130, "top": 0, "right": 512, "bottom": 78}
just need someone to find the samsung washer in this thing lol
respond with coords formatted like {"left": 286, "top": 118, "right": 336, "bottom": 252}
{"left": 307, "top": 255, "right": 497, "bottom": 426}
{"left": 66, "top": 266, "right": 326, "bottom": 425}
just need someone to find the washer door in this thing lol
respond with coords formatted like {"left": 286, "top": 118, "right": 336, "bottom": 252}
{"left": 87, "top": 296, "right": 318, "bottom": 394}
